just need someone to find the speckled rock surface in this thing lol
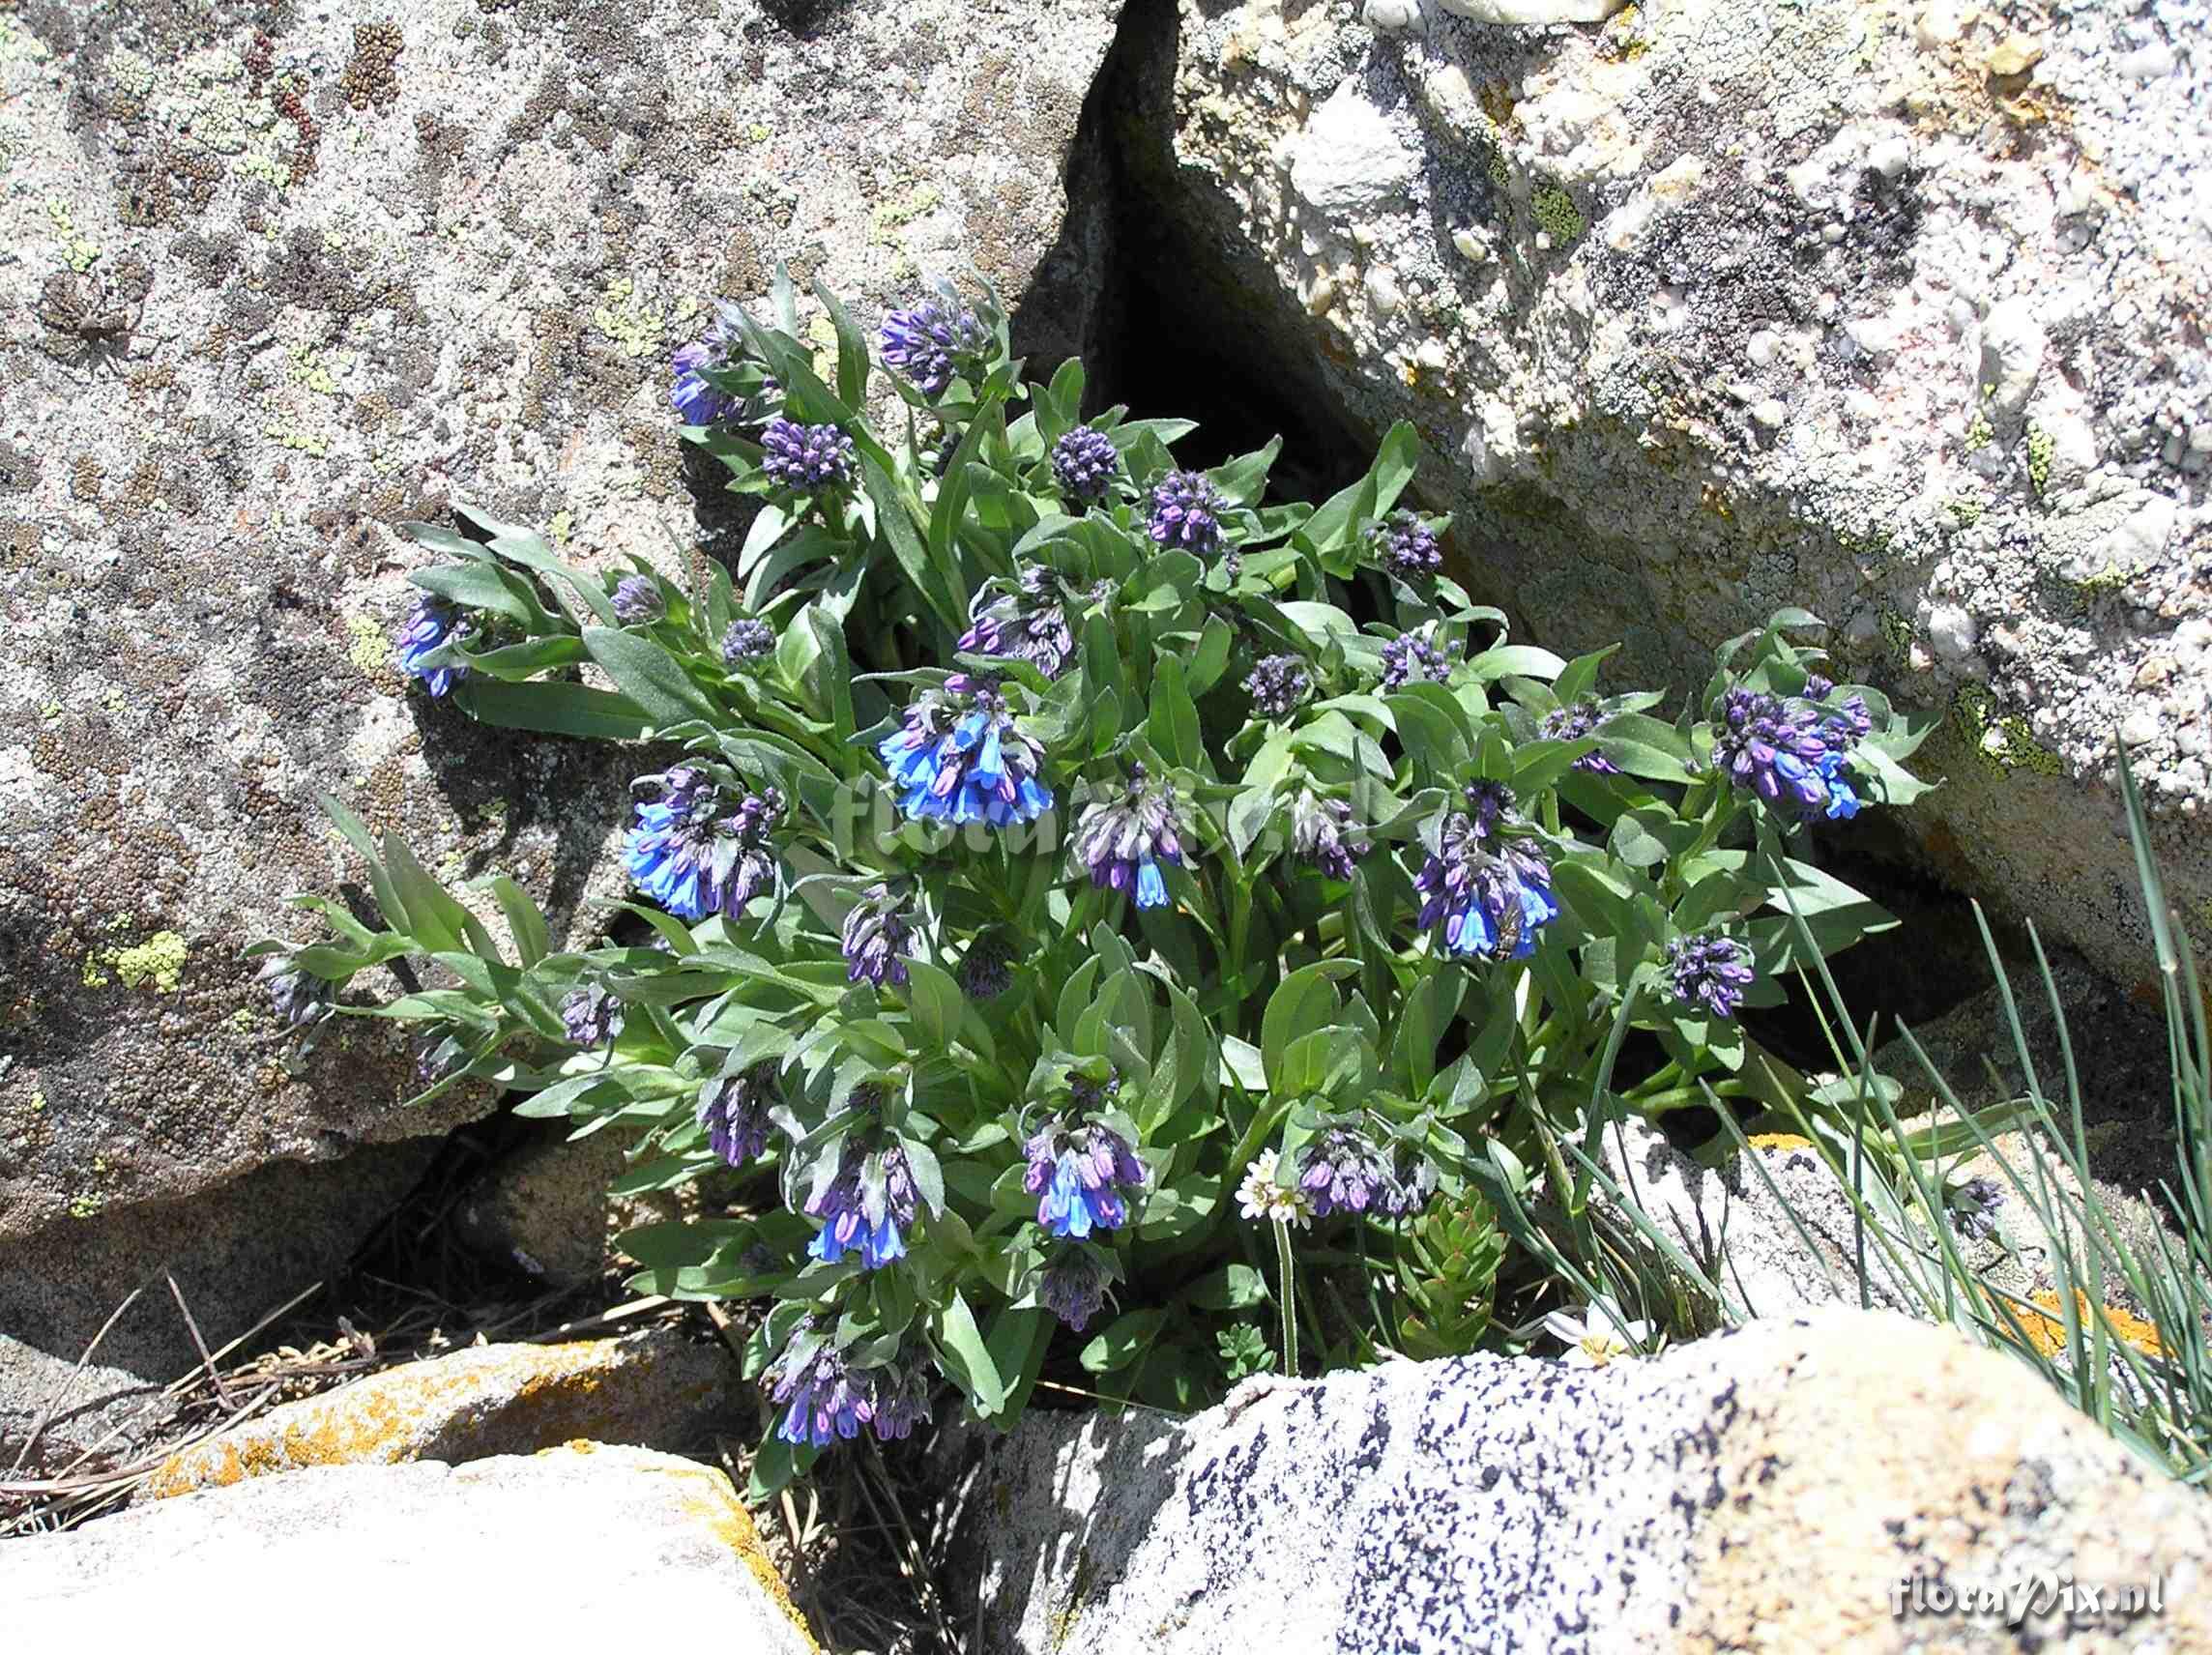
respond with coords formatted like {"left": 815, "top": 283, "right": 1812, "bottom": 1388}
{"left": 3, "top": 1443, "right": 818, "bottom": 1648}
{"left": 1118, "top": 0, "right": 2212, "bottom": 991}
{"left": 0, "top": 0, "right": 1120, "bottom": 1434}
{"left": 943, "top": 1310, "right": 2212, "bottom": 1653}
{"left": 144, "top": 1322, "right": 737, "bottom": 1496}
{"left": 452, "top": 1120, "right": 627, "bottom": 1286}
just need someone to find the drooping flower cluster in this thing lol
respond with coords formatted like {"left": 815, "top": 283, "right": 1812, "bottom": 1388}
{"left": 698, "top": 1062, "right": 779, "bottom": 1168}
{"left": 1051, "top": 425, "right": 1121, "bottom": 503}
{"left": 1380, "top": 629, "right": 1454, "bottom": 693}
{"left": 805, "top": 1138, "right": 920, "bottom": 1269}
{"left": 1710, "top": 686, "right": 1862, "bottom": 824}
{"left": 721, "top": 616, "right": 775, "bottom": 667}
{"left": 1665, "top": 930, "right": 1756, "bottom": 1021}
{"left": 612, "top": 575, "right": 664, "bottom": 624}
{"left": 1295, "top": 1126, "right": 1436, "bottom": 1219}
{"left": 1070, "top": 763, "right": 1187, "bottom": 909}
{"left": 839, "top": 884, "right": 913, "bottom": 989}
{"left": 626, "top": 768, "right": 784, "bottom": 922}
{"left": 767, "top": 1326, "right": 931, "bottom": 1446}
{"left": 868, "top": 1363, "right": 934, "bottom": 1439}
{"left": 261, "top": 958, "right": 332, "bottom": 1030}
{"left": 395, "top": 595, "right": 470, "bottom": 698}
{"left": 1950, "top": 1175, "right": 2005, "bottom": 1242}
{"left": 760, "top": 417, "right": 858, "bottom": 491}
{"left": 1148, "top": 470, "right": 1228, "bottom": 566}
{"left": 1237, "top": 1147, "right": 1314, "bottom": 1229}
{"left": 1413, "top": 785, "right": 1559, "bottom": 961}
{"left": 877, "top": 675, "right": 1054, "bottom": 828}
{"left": 560, "top": 982, "right": 625, "bottom": 1050}
{"left": 1022, "top": 1093, "right": 1147, "bottom": 1239}
{"left": 959, "top": 930, "right": 1017, "bottom": 1000}
{"left": 1539, "top": 700, "right": 1620, "bottom": 773}
{"left": 1037, "top": 1246, "right": 1111, "bottom": 1330}
{"left": 880, "top": 299, "right": 991, "bottom": 397}
{"left": 1291, "top": 792, "right": 1370, "bottom": 882}
{"left": 670, "top": 305, "right": 770, "bottom": 427}
{"left": 959, "top": 566, "right": 1074, "bottom": 680}
{"left": 1243, "top": 653, "right": 1311, "bottom": 720}
{"left": 413, "top": 1027, "right": 472, "bottom": 1089}
{"left": 1370, "top": 509, "right": 1441, "bottom": 580}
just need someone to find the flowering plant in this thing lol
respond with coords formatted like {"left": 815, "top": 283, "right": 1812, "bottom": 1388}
{"left": 265, "top": 268, "right": 1938, "bottom": 1489}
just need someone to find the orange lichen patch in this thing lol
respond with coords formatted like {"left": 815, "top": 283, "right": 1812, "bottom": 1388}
{"left": 1746, "top": 1133, "right": 1814, "bottom": 1152}
{"left": 145, "top": 1336, "right": 669, "bottom": 1498}
{"left": 2005, "top": 1290, "right": 2166, "bottom": 1361}
{"left": 650, "top": 1461, "right": 820, "bottom": 1650}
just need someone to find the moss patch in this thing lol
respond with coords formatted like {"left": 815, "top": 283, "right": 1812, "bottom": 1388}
{"left": 1531, "top": 183, "right": 1585, "bottom": 245}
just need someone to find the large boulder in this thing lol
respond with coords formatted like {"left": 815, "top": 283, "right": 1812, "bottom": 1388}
{"left": 944, "top": 1309, "right": 2212, "bottom": 1652}
{"left": 2, "top": 1443, "right": 818, "bottom": 1648}
{"left": 0, "top": 0, "right": 1121, "bottom": 1451}
{"left": 1113, "top": 0, "right": 2211, "bottom": 990}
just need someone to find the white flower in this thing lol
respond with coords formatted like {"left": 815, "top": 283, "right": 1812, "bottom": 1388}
{"left": 1542, "top": 1304, "right": 1653, "bottom": 1369}
{"left": 1237, "top": 1148, "right": 1313, "bottom": 1230}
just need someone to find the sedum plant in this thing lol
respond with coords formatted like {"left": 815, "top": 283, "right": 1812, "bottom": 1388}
{"left": 266, "top": 268, "right": 1936, "bottom": 1492}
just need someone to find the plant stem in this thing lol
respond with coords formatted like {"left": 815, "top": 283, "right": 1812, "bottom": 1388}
{"left": 1273, "top": 1220, "right": 1299, "bottom": 1378}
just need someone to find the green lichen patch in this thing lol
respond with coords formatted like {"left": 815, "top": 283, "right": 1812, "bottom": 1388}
{"left": 346, "top": 612, "right": 394, "bottom": 672}
{"left": 1943, "top": 495, "right": 1984, "bottom": 527}
{"left": 1952, "top": 682, "right": 2063, "bottom": 777}
{"left": 1964, "top": 410, "right": 1993, "bottom": 452}
{"left": 1531, "top": 183, "right": 1584, "bottom": 245}
{"left": 2025, "top": 421, "right": 2054, "bottom": 496}
{"left": 592, "top": 277, "right": 669, "bottom": 359}
{"left": 108, "top": 930, "right": 189, "bottom": 992}
{"left": 870, "top": 184, "right": 943, "bottom": 246}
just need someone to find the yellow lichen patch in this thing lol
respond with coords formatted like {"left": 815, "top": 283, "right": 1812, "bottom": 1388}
{"left": 146, "top": 1337, "right": 650, "bottom": 1497}
{"left": 2011, "top": 1290, "right": 2166, "bottom": 1361}
{"left": 1746, "top": 1133, "right": 1813, "bottom": 1152}
{"left": 653, "top": 1463, "right": 820, "bottom": 1650}
{"left": 108, "top": 931, "right": 188, "bottom": 992}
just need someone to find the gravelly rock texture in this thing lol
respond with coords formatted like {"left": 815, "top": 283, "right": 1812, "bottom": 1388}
{"left": 2, "top": 1443, "right": 819, "bottom": 1648}
{"left": 0, "top": 0, "right": 1120, "bottom": 1438}
{"left": 1116, "top": 0, "right": 2212, "bottom": 992}
{"left": 942, "top": 1310, "right": 2212, "bottom": 1653}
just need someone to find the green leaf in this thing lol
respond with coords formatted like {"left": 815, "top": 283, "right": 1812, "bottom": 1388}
{"left": 903, "top": 959, "right": 966, "bottom": 1051}
{"left": 1079, "top": 1308, "right": 1165, "bottom": 1375}
{"left": 1147, "top": 653, "right": 1203, "bottom": 771}
{"left": 1186, "top": 614, "right": 1236, "bottom": 696}
{"left": 1261, "top": 961, "right": 1355, "bottom": 1093}
{"left": 934, "top": 1292, "right": 1006, "bottom": 1413}
{"left": 1596, "top": 711, "right": 1694, "bottom": 783}
{"left": 811, "top": 278, "right": 873, "bottom": 408}
{"left": 862, "top": 455, "right": 963, "bottom": 632}
{"left": 457, "top": 679, "right": 654, "bottom": 740}
{"left": 1186, "top": 1263, "right": 1269, "bottom": 1311}
{"left": 582, "top": 626, "right": 720, "bottom": 729}
{"left": 485, "top": 876, "right": 550, "bottom": 968}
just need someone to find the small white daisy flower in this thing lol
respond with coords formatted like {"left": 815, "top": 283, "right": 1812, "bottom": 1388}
{"left": 1542, "top": 1303, "right": 1653, "bottom": 1369}
{"left": 1236, "top": 1148, "right": 1313, "bottom": 1230}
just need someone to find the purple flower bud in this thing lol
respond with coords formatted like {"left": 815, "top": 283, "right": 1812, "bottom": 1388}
{"left": 1665, "top": 930, "right": 1756, "bottom": 1021}
{"left": 395, "top": 595, "right": 471, "bottom": 697}
{"left": 262, "top": 958, "right": 332, "bottom": 1031}
{"left": 721, "top": 616, "right": 775, "bottom": 667}
{"left": 1539, "top": 699, "right": 1620, "bottom": 773}
{"left": 960, "top": 932, "right": 1017, "bottom": 1000}
{"left": 611, "top": 575, "right": 665, "bottom": 624}
{"left": 1038, "top": 1246, "right": 1110, "bottom": 1331}
{"left": 1292, "top": 793, "right": 1370, "bottom": 882}
{"left": 760, "top": 417, "right": 857, "bottom": 490}
{"left": 1950, "top": 1176, "right": 2004, "bottom": 1242}
{"left": 840, "top": 884, "right": 913, "bottom": 989}
{"left": 1243, "top": 653, "right": 1311, "bottom": 720}
{"left": 698, "top": 1062, "right": 778, "bottom": 1167}
{"left": 560, "top": 982, "right": 625, "bottom": 1050}
{"left": 1148, "top": 470, "right": 1229, "bottom": 567}
{"left": 767, "top": 1321, "right": 874, "bottom": 1447}
{"left": 1297, "top": 1127, "right": 1391, "bottom": 1218}
{"left": 1051, "top": 425, "right": 1121, "bottom": 503}
{"left": 1380, "top": 630, "right": 1454, "bottom": 693}
{"left": 867, "top": 1363, "right": 933, "bottom": 1440}
{"left": 880, "top": 299, "right": 991, "bottom": 397}
{"left": 1370, "top": 509, "right": 1441, "bottom": 580}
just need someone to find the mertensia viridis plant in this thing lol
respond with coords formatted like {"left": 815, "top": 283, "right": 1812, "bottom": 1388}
{"left": 260, "top": 266, "right": 1938, "bottom": 1493}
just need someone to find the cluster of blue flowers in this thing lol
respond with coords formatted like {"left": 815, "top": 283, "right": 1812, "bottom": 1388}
{"left": 698, "top": 1062, "right": 778, "bottom": 1168}
{"left": 1710, "top": 683, "right": 1868, "bottom": 823}
{"left": 721, "top": 616, "right": 774, "bottom": 667}
{"left": 612, "top": 575, "right": 664, "bottom": 624}
{"left": 805, "top": 1138, "right": 920, "bottom": 1269}
{"left": 1665, "top": 931, "right": 1757, "bottom": 1021}
{"left": 958, "top": 566, "right": 1074, "bottom": 681}
{"left": 625, "top": 768, "right": 784, "bottom": 922}
{"left": 1148, "top": 469, "right": 1228, "bottom": 566}
{"left": 877, "top": 674, "right": 1054, "bottom": 828}
{"left": 1022, "top": 1107, "right": 1147, "bottom": 1240}
{"left": 395, "top": 595, "right": 470, "bottom": 698}
{"left": 880, "top": 299, "right": 991, "bottom": 397}
{"left": 1413, "top": 784, "right": 1559, "bottom": 961}
{"left": 1291, "top": 793, "right": 1370, "bottom": 883}
{"left": 669, "top": 306, "right": 753, "bottom": 426}
{"left": 1295, "top": 1126, "right": 1434, "bottom": 1218}
{"left": 1380, "top": 628, "right": 1454, "bottom": 693}
{"left": 1069, "top": 764, "right": 1187, "bottom": 909}
{"left": 766, "top": 1327, "right": 933, "bottom": 1447}
{"left": 559, "top": 982, "right": 625, "bottom": 1049}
